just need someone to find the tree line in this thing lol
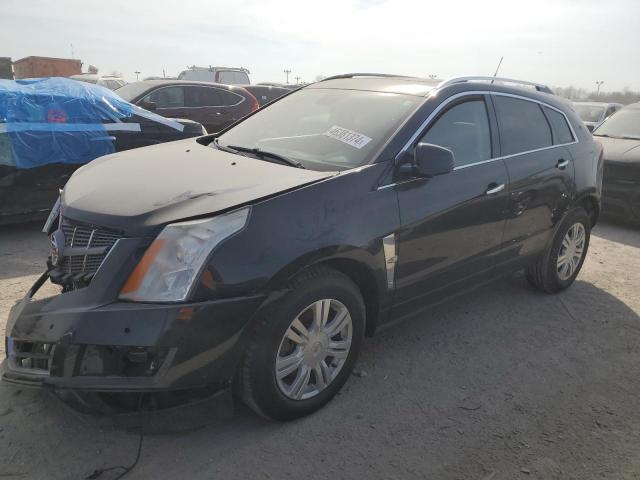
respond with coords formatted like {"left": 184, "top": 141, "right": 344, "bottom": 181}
{"left": 553, "top": 86, "right": 640, "bottom": 105}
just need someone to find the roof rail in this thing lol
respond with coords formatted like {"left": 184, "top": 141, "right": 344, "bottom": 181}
{"left": 439, "top": 76, "right": 554, "bottom": 94}
{"left": 319, "top": 73, "right": 416, "bottom": 82}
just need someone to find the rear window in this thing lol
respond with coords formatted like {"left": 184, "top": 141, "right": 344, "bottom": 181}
{"left": 216, "top": 70, "right": 250, "bottom": 85}
{"left": 494, "top": 96, "right": 552, "bottom": 155}
{"left": 543, "top": 106, "right": 574, "bottom": 144}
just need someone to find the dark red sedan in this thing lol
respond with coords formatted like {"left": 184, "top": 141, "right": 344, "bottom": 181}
{"left": 116, "top": 80, "right": 260, "bottom": 134}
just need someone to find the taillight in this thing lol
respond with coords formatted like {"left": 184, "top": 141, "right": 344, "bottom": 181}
{"left": 247, "top": 92, "right": 260, "bottom": 112}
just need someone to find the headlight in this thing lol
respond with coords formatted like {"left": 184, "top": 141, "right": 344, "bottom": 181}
{"left": 119, "top": 207, "right": 250, "bottom": 302}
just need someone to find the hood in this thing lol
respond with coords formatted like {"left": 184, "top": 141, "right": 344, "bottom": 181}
{"left": 62, "top": 138, "right": 334, "bottom": 235}
{"left": 597, "top": 136, "right": 640, "bottom": 163}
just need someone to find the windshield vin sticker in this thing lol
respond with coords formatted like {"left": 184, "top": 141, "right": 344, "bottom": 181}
{"left": 324, "top": 125, "right": 372, "bottom": 149}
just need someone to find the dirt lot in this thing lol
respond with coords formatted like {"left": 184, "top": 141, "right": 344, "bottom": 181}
{"left": 1, "top": 220, "right": 639, "bottom": 480}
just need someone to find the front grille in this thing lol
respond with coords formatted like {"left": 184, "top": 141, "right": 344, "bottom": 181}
{"left": 50, "top": 218, "right": 124, "bottom": 290}
{"left": 7, "top": 339, "right": 55, "bottom": 375}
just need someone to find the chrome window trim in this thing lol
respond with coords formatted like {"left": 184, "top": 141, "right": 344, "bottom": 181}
{"left": 388, "top": 90, "right": 578, "bottom": 176}
{"left": 141, "top": 85, "right": 245, "bottom": 109}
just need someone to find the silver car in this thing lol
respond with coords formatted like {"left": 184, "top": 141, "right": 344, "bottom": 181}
{"left": 574, "top": 101, "right": 623, "bottom": 132}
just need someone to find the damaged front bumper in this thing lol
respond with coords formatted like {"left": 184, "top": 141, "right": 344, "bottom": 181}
{"left": 2, "top": 269, "right": 266, "bottom": 394}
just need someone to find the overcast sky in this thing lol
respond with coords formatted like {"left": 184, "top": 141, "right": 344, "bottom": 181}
{"left": 1, "top": 0, "right": 638, "bottom": 91}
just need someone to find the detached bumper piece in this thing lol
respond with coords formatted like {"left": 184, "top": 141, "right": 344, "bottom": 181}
{"left": 2, "top": 256, "right": 267, "bottom": 395}
{"left": 3, "top": 337, "right": 171, "bottom": 390}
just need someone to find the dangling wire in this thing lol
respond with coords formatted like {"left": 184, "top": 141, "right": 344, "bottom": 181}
{"left": 85, "top": 393, "right": 147, "bottom": 480}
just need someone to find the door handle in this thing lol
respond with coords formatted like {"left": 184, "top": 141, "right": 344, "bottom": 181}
{"left": 557, "top": 159, "right": 569, "bottom": 169}
{"left": 485, "top": 183, "right": 505, "bottom": 195}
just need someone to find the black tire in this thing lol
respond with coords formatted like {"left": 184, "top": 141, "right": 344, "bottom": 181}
{"left": 526, "top": 207, "right": 591, "bottom": 293}
{"left": 237, "top": 266, "right": 365, "bottom": 421}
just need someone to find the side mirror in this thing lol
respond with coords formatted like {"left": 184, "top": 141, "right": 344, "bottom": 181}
{"left": 140, "top": 100, "right": 157, "bottom": 111}
{"left": 409, "top": 142, "right": 455, "bottom": 177}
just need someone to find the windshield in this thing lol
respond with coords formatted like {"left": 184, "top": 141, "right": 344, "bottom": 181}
{"left": 115, "top": 82, "right": 152, "bottom": 101}
{"left": 217, "top": 88, "right": 421, "bottom": 171}
{"left": 574, "top": 104, "right": 605, "bottom": 123}
{"left": 593, "top": 108, "right": 640, "bottom": 139}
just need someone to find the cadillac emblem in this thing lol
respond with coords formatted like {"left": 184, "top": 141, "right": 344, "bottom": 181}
{"left": 50, "top": 229, "right": 65, "bottom": 266}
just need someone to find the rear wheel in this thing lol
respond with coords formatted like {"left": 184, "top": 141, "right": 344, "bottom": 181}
{"left": 526, "top": 207, "right": 591, "bottom": 293}
{"left": 238, "top": 267, "right": 365, "bottom": 420}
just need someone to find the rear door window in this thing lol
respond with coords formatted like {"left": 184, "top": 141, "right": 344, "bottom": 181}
{"left": 144, "top": 86, "right": 185, "bottom": 109}
{"left": 542, "top": 106, "right": 574, "bottom": 145}
{"left": 419, "top": 99, "right": 492, "bottom": 167}
{"left": 493, "top": 96, "right": 552, "bottom": 155}
{"left": 185, "top": 86, "right": 223, "bottom": 107}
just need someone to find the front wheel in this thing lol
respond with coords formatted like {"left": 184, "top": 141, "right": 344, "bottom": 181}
{"left": 237, "top": 267, "right": 365, "bottom": 421}
{"left": 526, "top": 207, "right": 591, "bottom": 293}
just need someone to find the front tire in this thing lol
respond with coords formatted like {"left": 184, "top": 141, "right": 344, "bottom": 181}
{"left": 526, "top": 207, "right": 591, "bottom": 293}
{"left": 238, "top": 267, "right": 365, "bottom": 421}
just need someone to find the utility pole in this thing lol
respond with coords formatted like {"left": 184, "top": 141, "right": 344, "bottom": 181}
{"left": 284, "top": 69, "right": 292, "bottom": 84}
{"left": 428, "top": 74, "right": 437, "bottom": 80}
{"left": 294, "top": 76, "right": 301, "bottom": 84}
{"left": 134, "top": 71, "right": 140, "bottom": 81}
{"left": 595, "top": 80, "right": 604, "bottom": 96}
{"left": 70, "top": 43, "right": 75, "bottom": 59}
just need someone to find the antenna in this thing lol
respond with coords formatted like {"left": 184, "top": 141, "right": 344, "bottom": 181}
{"left": 70, "top": 43, "right": 75, "bottom": 59}
{"left": 492, "top": 56, "right": 504, "bottom": 83}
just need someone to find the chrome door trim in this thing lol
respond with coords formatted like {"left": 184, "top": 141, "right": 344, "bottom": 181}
{"left": 141, "top": 84, "right": 245, "bottom": 109}
{"left": 382, "top": 233, "right": 398, "bottom": 289}
{"left": 375, "top": 90, "right": 579, "bottom": 190}
{"left": 395, "top": 90, "right": 579, "bottom": 162}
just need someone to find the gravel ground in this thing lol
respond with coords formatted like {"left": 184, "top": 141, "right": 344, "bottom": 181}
{"left": 1, "top": 220, "right": 639, "bottom": 480}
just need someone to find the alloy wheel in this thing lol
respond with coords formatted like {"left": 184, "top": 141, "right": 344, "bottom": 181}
{"left": 557, "top": 222, "right": 586, "bottom": 281}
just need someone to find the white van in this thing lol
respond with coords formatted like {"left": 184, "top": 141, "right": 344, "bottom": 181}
{"left": 177, "top": 66, "right": 250, "bottom": 85}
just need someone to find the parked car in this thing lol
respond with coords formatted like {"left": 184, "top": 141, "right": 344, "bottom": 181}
{"left": 3, "top": 74, "right": 602, "bottom": 421}
{"left": 115, "top": 80, "right": 260, "bottom": 134}
{"left": 0, "top": 77, "right": 205, "bottom": 225}
{"left": 257, "top": 82, "right": 303, "bottom": 90}
{"left": 69, "top": 74, "right": 127, "bottom": 90}
{"left": 574, "top": 101, "right": 623, "bottom": 131}
{"left": 241, "top": 84, "right": 291, "bottom": 106}
{"left": 177, "top": 66, "right": 250, "bottom": 85}
{"left": 593, "top": 102, "right": 640, "bottom": 224}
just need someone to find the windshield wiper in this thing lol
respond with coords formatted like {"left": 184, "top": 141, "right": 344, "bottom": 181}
{"left": 212, "top": 137, "right": 239, "bottom": 154}
{"left": 226, "top": 145, "right": 305, "bottom": 169}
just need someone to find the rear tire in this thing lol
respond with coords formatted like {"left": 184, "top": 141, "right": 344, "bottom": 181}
{"left": 526, "top": 207, "right": 591, "bottom": 293}
{"left": 237, "top": 266, "right": 365, "bottom": 421}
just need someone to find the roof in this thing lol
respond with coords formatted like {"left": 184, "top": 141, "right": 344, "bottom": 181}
{"left": 127, "top": 79, "right": 239, "bottom": 89}
{"left": 307, "top": 74, "right": 556, "bottom": 99}
{"left": 308, "top": 76, "right": 440, "bottom": 97}
{"left": 13, "top": 56, "right": 82, "bottom": 65}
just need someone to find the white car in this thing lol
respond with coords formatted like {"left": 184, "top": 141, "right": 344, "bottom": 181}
{"left": 574, "top": 101, "right": 623, "bottom": 132}
{"left": 177, "top": 66, "right": 250, "bottom": 85}
{"left": 69, "top": 74, "right": 126, "bottom": 90}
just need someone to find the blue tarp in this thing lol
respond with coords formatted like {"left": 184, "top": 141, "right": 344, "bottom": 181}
{"left": 0, "top": 77, "right": 135, "bottom": 169}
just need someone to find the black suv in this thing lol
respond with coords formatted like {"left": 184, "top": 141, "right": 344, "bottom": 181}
{"left": 2, "top": 74, "right": 602, "bottom": 421}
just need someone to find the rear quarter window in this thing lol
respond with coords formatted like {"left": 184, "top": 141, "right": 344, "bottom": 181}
{"left": 542, "top": 106, "right": 574, "bottom": 145}
{"left": 494, "top": 96, "right": 552, "bottom": 155}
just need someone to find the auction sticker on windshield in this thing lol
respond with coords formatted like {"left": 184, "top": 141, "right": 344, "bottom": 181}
{"left": 324, "top": 125, "right": 372, "bottom": 149}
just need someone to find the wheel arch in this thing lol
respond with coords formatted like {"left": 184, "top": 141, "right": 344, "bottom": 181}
{"left": 265, "top": 247, "right": 387, "bottom": 337}
{"left": 575, "top": 193, "right": 600, "bottom": 227}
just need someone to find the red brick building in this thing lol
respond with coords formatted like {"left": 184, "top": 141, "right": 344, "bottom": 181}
{"left": 12, "top": 56, "right": 82, "bottom": 79}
